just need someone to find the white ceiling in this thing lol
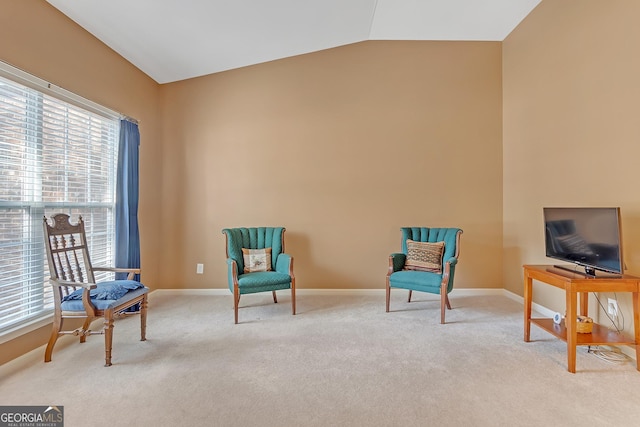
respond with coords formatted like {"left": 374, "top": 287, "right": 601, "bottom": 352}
{"left": 46, "top": 0, "right": 541, "bottom": 84}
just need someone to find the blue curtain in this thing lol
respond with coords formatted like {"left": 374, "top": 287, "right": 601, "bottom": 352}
{"left": 115, "top": 119, "right": 141, "bottom": 283}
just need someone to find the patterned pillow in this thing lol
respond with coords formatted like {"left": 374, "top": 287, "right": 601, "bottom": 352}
{"left": 404, "top": 240, "right": 445, "bottom": 273}
{"left": 242, "top": 247, "right": 272, "bottom": 273}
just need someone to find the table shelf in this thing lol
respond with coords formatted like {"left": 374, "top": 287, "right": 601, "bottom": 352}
{"left": 531, "top": 318, "right": 634, "bottom": 346}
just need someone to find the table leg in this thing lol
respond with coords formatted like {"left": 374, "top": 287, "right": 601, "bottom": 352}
{"left": 566, "top": 288, "right": 577, "bottom": 373}
{"left": 524, "top": 273, "right": 532, "bottom": 342}
{"left": 579, "top": 291, "right": 588, "bottom": 317}
{"left": 633, "top": 291, "right": 640, "bottom": 371}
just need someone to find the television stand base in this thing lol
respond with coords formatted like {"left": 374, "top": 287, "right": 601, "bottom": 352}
{"left": 552, "top": 264, "right": 621, "bottom": 278}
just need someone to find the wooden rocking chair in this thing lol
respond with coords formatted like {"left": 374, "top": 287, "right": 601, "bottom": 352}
{"left": 43, "top": 213, "right": 149, "bottom": 366}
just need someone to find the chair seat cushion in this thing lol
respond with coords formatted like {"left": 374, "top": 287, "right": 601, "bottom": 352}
{"left": 389, "top": 270, "right": 444, "bottom": 294}
{"left": 63, "top": 280, "right": 145, "bottom": 301}
{"left": 237, "top": 271, "right": 291, "bottom": 294}
{"left": 61, "top": 286, "right": 148, "bottom": 311}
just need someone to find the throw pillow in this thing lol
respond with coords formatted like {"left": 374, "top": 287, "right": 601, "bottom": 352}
{"left": 404, "top": 240, "right": 445, "bottom": 273}
{"left": 242, "top": 247, "right": 272, "bottom": 273}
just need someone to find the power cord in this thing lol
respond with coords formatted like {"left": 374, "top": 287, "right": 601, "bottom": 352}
{"left": 568, "top": 267, "right": 623, "bottom": 331}
{"left": 588, "top": 292, "right": 628, "bottom": 365}
{"left": 587, "top": 345, "right": 631, "bottom": 365}
{"left": 593, "top": 292, "right": 624, "bottom": 333}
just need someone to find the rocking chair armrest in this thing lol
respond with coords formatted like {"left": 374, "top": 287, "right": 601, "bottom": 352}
{"left": 93, "top": 266, "right": 141, "bottom": 274}
{"left": 49, "top": 278, "right": 97, "bottom": 290}
{"left": 93, "top": 267, "right": 141, "bottom": 280}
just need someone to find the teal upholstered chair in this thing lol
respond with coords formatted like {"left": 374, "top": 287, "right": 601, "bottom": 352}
{"left": 222, "top": 227, "right": 295, "bottom": 324}
{"left": 386, "top": 227, "right": 463, "bottom": 324}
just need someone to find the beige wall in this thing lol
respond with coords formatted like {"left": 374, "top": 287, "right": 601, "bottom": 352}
{"left": 1, "top": 2, "right": 505, "bottom": 365}
{"left": 0, "top": 1, "right": 162, "bottom": 364}
{"left": 160, "top": 40, "right": 504, "bottom": 292}
{"left": 503, "top": 0, "right": 640, "bottom": 321}
{"left": 4, "top": 0, "right": 640, "bottom": 368}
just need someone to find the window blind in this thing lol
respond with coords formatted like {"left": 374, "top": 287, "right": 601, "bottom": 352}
{"left": 0, "top": 71, "right": 119, "bottom": 335}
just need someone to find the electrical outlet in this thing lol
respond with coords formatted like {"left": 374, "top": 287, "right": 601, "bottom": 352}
{"left": 607, "top": 298, "right": 618, "bottom": 316}
{"left": 196, "top": 263, "right": 204, "bottom": 274}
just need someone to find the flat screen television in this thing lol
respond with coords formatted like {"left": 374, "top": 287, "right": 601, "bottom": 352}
{"left": 543, "top": 207, "right": 624, "bottom": 276}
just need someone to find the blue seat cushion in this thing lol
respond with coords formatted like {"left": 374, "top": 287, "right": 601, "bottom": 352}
{"left": 63, "top": 280, "right": 144, "bottom": 301}
{"left": 61, "top": 281, "right": 148, "bottom": 311}
{"left": 389, "top": 270, "right": 444, "bottom": 294}
{"left": 237, "top": 271, "right": 291, "bottom": 294}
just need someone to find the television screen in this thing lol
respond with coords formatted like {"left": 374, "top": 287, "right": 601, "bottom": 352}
{"left": 543, "top": 207, "right": 623, "bottom": 276}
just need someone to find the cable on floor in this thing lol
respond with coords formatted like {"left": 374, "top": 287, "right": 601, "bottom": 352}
{"left": 587, "top": 345, "right": 631, "bottom": 364}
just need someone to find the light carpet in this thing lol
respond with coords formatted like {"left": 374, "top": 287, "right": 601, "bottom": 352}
{"left": 1, "top": 292, "right": 640, "bottom": 427}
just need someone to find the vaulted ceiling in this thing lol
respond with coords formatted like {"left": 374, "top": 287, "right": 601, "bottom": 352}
{"left": 47, "top": 0, "right": 541, "bottom": 84}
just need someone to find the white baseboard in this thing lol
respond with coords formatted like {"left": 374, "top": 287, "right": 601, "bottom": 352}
{"left": 501, "top": 288, "right": 557, "bottom": 318}
{"left": 150, "top": 288, "right": 230, "bottom": 296}
{"left": 149, "top": 287, "right": 510, "bottom": 298}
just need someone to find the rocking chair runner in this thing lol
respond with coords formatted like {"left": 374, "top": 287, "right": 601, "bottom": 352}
{"left": 43, "top": 213, "right": 149, "bottom": 366}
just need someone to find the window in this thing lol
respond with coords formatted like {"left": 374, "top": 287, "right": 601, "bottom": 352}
{"left": 0, "top": 65, "right": 120, "bottom": 335}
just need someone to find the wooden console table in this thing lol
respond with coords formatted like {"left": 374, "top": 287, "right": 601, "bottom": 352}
{"left": 523, "top": 264, "right": 640, "bottom": 373}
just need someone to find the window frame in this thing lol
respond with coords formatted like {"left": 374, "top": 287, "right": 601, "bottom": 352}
{"left": 0, "top": 61, "right": 121, "bottom": 342}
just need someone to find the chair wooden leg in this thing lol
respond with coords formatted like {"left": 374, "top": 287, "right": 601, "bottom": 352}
{"left": 272, "top": 290, "right": 278, "bottom": 303}
{"left": 104, "top": 310, "right": 114, "bottom": 367}
{"left": 140, "top": 296, "right": 147, "bottom": 341}
{"left": 291, "top": 279, "right": 296, "bottom": 315}
{"left": 234, "top": 286, "right": 240, "bottom": 324}
{"left": 445, "top": 293, "right": 452, "bottom": 310}
{"left": 440, "top": 284, "right": 449, "bottom": 324}
{"left": 44, "top": 318, "right": 62, "bottom": 363}
{"left": 407, "top": 290, "right": 413, "bottom": 303}
{"left": 385, "top": 279, "right": 391, "bottom": 312}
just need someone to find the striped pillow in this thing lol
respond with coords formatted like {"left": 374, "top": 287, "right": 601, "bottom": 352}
{"left": 404, "top": 240, "right": 444, "bottom": 273}
{"left": 242, "top": 247, "right": 272, "bottom": 273}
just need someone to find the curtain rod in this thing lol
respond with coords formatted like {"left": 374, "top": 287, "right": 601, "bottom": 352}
{"left": 0, "top": 59, "right": 139, "bottom": 123}
{"left": 120, "top": 115, "right": 139, "bottom": 125}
